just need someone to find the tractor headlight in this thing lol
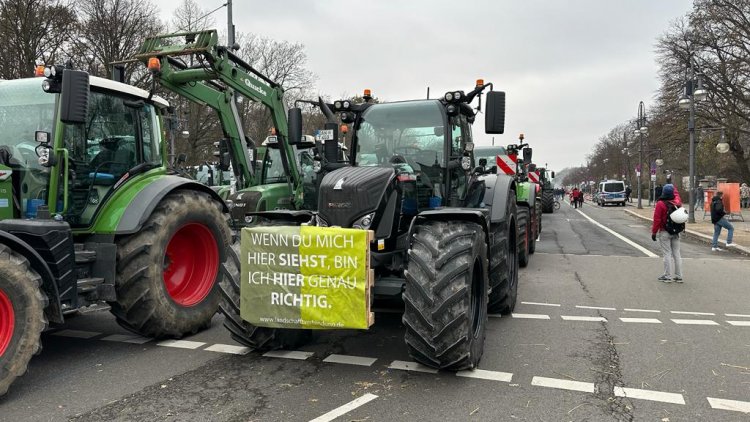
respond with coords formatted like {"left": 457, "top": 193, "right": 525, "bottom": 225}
{"left": 454, "top": 91, "right": 462, "bottom": 101}
{"left": 353, "top": 212, "right": 375, "bottom": 229}
{"left": 43, "top": 66, "right": 55, "bottom": 78}
{"left": 313, "top": 159, "right": 322, "bottom": 173}
{"left": 461, "top": 156, "right": 472, "bottom": 171}
{"left": 41, "top": 79, "right": 52, "bottom": 92}
{"left": 245, "top": 215, "right": 254, "bottom": 224}
{"left": 343, "top": 101, "right": 351, "bottom": 109}
{"left": 334, "top": 101, "right": 342, "bottom": 110}
{"left": 36, "top": 145, "right": 51, "bottom": 166}
{"left": 444, "top": 92, "right": 454, "bottom": 102}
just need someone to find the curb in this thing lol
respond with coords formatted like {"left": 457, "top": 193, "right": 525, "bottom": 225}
{"left": 623, "top": 209, "right": 750, "bottom": 256}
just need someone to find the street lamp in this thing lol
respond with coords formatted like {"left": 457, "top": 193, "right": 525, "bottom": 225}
{"left": 680, "top": 31, "right": 709, "bottom": 224}
{"left": 634, "top": 101, "right": 648, "bottom": 209}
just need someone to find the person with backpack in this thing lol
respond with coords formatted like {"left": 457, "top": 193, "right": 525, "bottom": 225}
{"left": 711, "top": 190, "right": 735, "bottom": 251}
{"left": 651, "top": 184, "right": 684, "bottom": 283}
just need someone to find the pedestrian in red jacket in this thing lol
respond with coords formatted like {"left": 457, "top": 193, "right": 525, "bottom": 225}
{"left": 651, "top": 184, "right": 682, "bottom": 283}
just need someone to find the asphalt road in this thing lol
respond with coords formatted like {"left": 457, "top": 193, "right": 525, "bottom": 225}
{"left": 2, "top": 200, "right": 749, "bottom": 421}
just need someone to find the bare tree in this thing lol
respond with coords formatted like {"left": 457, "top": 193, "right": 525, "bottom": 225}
{"left": 72, "top": 0, "right": 162, "bottom": 80}
{"left": 170, "top": 0, "right": 214, "bottom": 32}
{"left": 0, "top": 0, "right": 75, "bottom": 79}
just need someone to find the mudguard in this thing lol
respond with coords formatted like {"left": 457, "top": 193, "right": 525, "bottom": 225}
{"left": 482, "top": 174, "right": 517, "bottom": 224}
{"left": 0, "top": 230, "right": 63, "bottom": 324}
{"left": 115, "top": 176, "right": 228, "bottom": 234}
{"left": 408, "top": 208, "right": 491, "bottom": 251}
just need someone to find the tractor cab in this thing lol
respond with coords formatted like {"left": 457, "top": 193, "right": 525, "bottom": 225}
{"left": 0, "top": 67, "right": 169, "bottom": 227}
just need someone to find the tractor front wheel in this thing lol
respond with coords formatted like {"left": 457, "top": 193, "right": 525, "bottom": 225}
{"left": 403, "top": 221, "right": 488, "bottom": 370}
{"left": 110, "top": 190, "right": 229, "bottom": 338}
{"left": 0, "top": 244, "right": 47, "bottom": 396}
{"left": 518, "top": 207, "right": 530, "bottom": 268}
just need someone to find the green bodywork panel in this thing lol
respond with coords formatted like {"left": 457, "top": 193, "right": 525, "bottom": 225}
{"left": 0, "top": 164, "right": 13, "bottom": 219}
{"left": 516, "top": 182, "right": 535, "bottom": 206}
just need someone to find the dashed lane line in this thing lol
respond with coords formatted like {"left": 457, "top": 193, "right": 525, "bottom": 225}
{"left": 100, "top": 334, "right": 152, "bottom": 344}
{"left": 614, "top": 386, "right": 685, "bottom": 405}
{"left": 726, "top": 320, "right": 750, "bottom": 327}
{"left": 530, "top": 376, "right": 595, "bottom": 393}
{"left": 670, "top": 310, "right": 716, "bottom": 316}
{"left": 157, "top": 340, "right": 206, "bottom": 349}
{"left": 511, "top": 313, "right": 551, "bottom": 320}
{"left": 707, "top": 397, "right": 750, "bottom": 413}
{"left": 619, "top": 318, "right": 662, "bottom": 324}
{"left": 624, "top": 308, "right": 661, "bottom": 313}
{"left": 309, "top": 393, "right": 379, "bottom": 422}
{"left": 263, "top": 350, "right": 314, "bottom": 360}
{"left": 725, "top": 313, "right": 750, "bottom": 318}
{"left": 521, "top": 301, "right": 561, "bottom": 307}
{"left": 52, "top": 329, "right": 101, "bottom": 339}
{"left": 575, "top": 209, "right": 658, "bottom": 257}
{"left": 204, "top": 344, "right": 251, "bottom": 355}
{"left": 575, "top": 305, "right": 616, "bottom": 311}
{"left": 388, "top": 360, "right": 438, "bottom": 374}
{"left": 561, "top": 315, "right": 607, "bottom": 322}
{"left": 456, "top": 369, "right": 513, "bottom": 382}
{"left": 323, "top": 354, "right": 378, "bottom": 367}
{"left": 671, "top": 319, "right": 720, "bottom": 326}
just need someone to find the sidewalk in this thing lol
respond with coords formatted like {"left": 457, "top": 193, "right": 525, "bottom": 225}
{"left": 624, "top": 203, "right": 750, "bottom": 255}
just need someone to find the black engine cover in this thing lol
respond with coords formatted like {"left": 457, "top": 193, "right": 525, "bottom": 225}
{"left": 318, "top": 166, "right": 394, "bottom": 227}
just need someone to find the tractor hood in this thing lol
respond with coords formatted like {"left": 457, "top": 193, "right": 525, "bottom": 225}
{"left": 317, "top": 166, "right": 395, "bottom": 227}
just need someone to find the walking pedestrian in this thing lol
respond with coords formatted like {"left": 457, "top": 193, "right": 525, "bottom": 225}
{"left": 625, "top": 185, "right": 632, "bottom": 203}
{"left": 571, "top": 187, "right": 580, "bottom": 209}
{"left": 694, "top": 185, "right": 704, "bottom": 212}
{"left": 651, "top": 184, "right": 683, "bottom": 282}
{"left": 711, "top": 190, "right": 735, "bottom": 251}
{"left": 740, "top": 183, "right": 750, "bottom": 209}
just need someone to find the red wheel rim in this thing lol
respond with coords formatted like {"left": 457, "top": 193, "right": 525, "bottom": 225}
{"left": 0, "top": 288, "right": 14, "bottom": 357}
{"left": 163, "top": 223, "right": 219, "bottom": 307}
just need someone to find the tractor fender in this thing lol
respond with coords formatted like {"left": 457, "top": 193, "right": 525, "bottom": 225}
{"left": 116, "top": 176, "right": 228, "bottom": 234}
{"left": 408, "top": 209, "right": 491, "bottom": 252}
{"left": 0, "top": 230, "right": 63, "bottom": 324}
{"left": 482, "top": 174, "right": 517, "bottom": 224}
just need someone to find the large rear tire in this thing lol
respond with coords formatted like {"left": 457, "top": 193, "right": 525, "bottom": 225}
{"left": 517, "top": 207, "right": 530, "bottom": 268}
{"left": 403, "top": 221, "right": 488, "bottom": 370}
{"left": 110, "top": 190, "right": 229, "bottom": 338}
{"left": 541, "top": 190, "right": 555, "bottom": 213}
{"left": 219, "top": 218, "right": 312, "bottom": 350}
{"left": 0, "top": 244, "right": 47, "bottom": 396}
{"left": 488, "top": 198, "right": 519, "bottom": 315}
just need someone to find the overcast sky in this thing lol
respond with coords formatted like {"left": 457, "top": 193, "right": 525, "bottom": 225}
{"left": 157, "top": 0, "right": 691, "bottom": 171}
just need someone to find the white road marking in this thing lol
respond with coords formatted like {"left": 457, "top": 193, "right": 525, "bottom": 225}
{"left": 52, "top": 329, "right": 101, "bottom": 339}
{"left": 204, "top": 344, "right": 251, "bottom": 355}
{"left": 624, "top": 308, "right": 661, "bottom": 313}
{"left": 726, "top": 320, "right": 750, "bottom": 327}
{"left": 511, "top": 313, "right": 551, "bottom": 320}
{"left": 388, "top": 360, "right": 439, "bottom": 374}
{"left": 671, "top": 319, "right": 719, "bottom": 326}
{"left": 262, "top": 350, "right": 314, "bottom": 360}
{"left": 323, "top": 354, "right": 377, "bottom": 367}
{"left": 707, "top": 397, "right": 750, "bottom": 413}
{"left": 575, "top": 305, "right": 616, "bottom": 311}
{"left": 521, "top": 301, "right": 561, "bottom": 307}
{"left": 309, "top": 393, "right": 379, "bottom": 422}
{"left": 619, "top": 317, "right": 662, "bottom": 324}
{"left": 561, "top": 315, "right": 607, "bottom": 322}
{"left": 614, "top": 386, "right": 685, "bottom": 405}
{"left": 100, "top": 334, "right": 152, "bottom": 344}
{"left": 531, "top": 376, "right": 595, "bottom": 393}
{"left": 456, "top": 369, "right": 513, "bottom": 382}
{"left": 725, "top": 313, "right": 750, "bottom": 318}
{"left": 157, "top": 340, "right": 206, "bottom": 349}
{"left": 670, "top": 310, "right": 716, "bottom": 316}
{"left": 575, "top": 209, "right": 658, "bottom": 257}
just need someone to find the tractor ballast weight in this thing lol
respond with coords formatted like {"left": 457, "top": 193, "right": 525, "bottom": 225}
{"left": 221, "top": 82, "right": 521, "bottom": 371}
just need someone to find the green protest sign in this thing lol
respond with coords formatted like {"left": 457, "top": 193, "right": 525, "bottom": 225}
{"left": 240, "top": 225, "right": 373, "bottom": 329}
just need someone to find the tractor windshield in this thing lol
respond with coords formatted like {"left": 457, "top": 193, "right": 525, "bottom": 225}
{"left": 0, "top": 79, "right": 55, "bottom": 169}
{"left": 354, "top": 100, "right": 445, "bottom": 172}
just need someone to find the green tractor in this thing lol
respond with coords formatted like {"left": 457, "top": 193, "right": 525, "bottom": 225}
{"left": 221, "top": 80, "right": 521, "bottom": 370}
{"left": 505, "top": 134, "right": 540, "bottom": 268}
{"left": 0, "top": 66, "right": 233, "bottom": 396}
{"left": 538, "top": 167, "right": 556, "bottom": 213}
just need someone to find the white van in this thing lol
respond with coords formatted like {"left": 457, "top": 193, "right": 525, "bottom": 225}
{"left": 596, "top": 180, "right": 626, "bottom": 206}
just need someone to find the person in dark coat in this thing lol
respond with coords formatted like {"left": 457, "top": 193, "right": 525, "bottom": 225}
{"left": 711, "top": 190, "right": 735, "bottom": 251}
{"left": 651, "top": 184, "right": 683, "bottom": 282}
{"left": 625, "top": 185, "right": 632, "bottom": 203}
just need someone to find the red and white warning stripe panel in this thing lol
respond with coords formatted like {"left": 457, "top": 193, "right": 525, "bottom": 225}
{"left": 496, "top": 154, "right": 517, "bottom": 175}
{"left": 528, "top": 171, "right": 540, "bottom": 184}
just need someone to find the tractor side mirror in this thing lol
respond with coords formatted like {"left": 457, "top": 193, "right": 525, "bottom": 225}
{"left": 523, "top": 147, "right": 532, "bottom": 165}
{"left": 60, "top": 70, "right": 90, "bottom": 124}
{"left": 485, "top": 91, "right": 505, "bottom": 134}
{"left": 551, "top": 171, "right": 555, "bottom": 178}
{"left": 214, "top": 139, "right": 231, "bottom": 171}
{"left": 478, "top": 158, "right": 487, "bottom": 167}
{"left": 322, "top": 122, "right": 340, "bottom": 163}
{"left": 288, "top": 107, "right": 302, "bottom": 145}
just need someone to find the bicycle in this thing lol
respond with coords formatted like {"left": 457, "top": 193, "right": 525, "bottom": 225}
{"left": 553, "top": 200, "right": 561, "bottom": 210}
